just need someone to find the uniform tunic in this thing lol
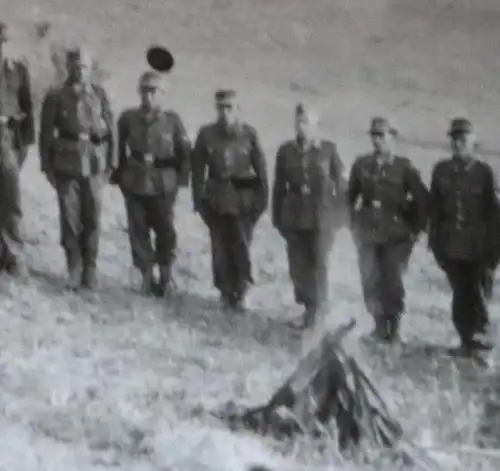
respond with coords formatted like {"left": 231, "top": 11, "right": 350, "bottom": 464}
{"left": 272, "top": 138, "right": 346, "bottom": 309}
{"left": 429, "top": 157, "right": 500, "bottom": 345}
{"left": 348, "top": 153, "right": 428, "bottom": 327}
{"left": 113, "top": 106, "right": 191, "bottom": 271}
{"left": 191, "top": 121, "right": 268, "bottom": 301}
{"left": 38, "top": 79, "right": 115, "bottom": 269}
{"left": 0, "top": 58, "right": 34, "bottom": 271}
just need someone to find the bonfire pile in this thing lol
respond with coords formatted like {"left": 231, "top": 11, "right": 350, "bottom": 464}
{"left": 217, "top": 320, "right": 410, "bottom": 461}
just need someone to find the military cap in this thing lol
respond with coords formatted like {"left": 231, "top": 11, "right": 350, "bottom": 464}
{"left": 138, "top": 70, "right": 163, "bottom": 89}
{"left": 448, "top": 117, "right": 473, "bottom": 136}
{"left": 66, "top": 46, "right": 92, "bottom": 63}
{"left": 369, "top": 116, "right": 398, "bottom": 136}
{"left": 215, "top": 89, "right": 237, "bottom": 105}
{"left": 0, "top": 22, "right": 8, "bottom": 42}
{"left": 146, "top": 45, "right": 175, "bottom": 73}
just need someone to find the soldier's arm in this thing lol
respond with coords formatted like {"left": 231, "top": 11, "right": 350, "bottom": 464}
{"left": 191, "top": 129, "right": 208, "bottom": 209}
{"left": 428, "top": 166, "right": 441, "bottom": 250}
{"left": 329, "top": 143, "right": 348, "bottom": 198}
{"left": 98, "top": 87, "right": 117, "bottom": 170}
{"left": 116, "top": 112, "right": 129, "bottom": 170}
{"left": 346, "top": 160, "right": 361, "bottom": 208}
{"left": 271, "top": 146, "right": 286, "bottom": 229}
{"left": 405, "top": 163, "right": 429, "bottom": 234}
{"left": 484, "top": 165, "right": 500, "bottom": 265}
{"left": 249, "top": 128, "right": 269, "bottom": 208}
{"left": 17, "top": 62, "right": 35, "bottom": 146}
{"left": 38, "top": 89, "right": 58, "bottom": 173}
{"left": 171, "top": 112, "right": 192, "bottom": 188}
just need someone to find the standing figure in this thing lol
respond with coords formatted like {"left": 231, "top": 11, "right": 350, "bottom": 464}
{"left": 0, "top": 22, "right": 35, "bottom": 276}
{"left": 191, "top": 90, "right": 268, "bottom": 311}
{"left": 272, "top": 104, "right": 347, "bottom": 329}
{"left": 111, "top": 71, "right": 191, "bottom": 296}
{"left": 347, "top": 117, "right": 428, "bottom": 342}
{"left": 429, "top": 117, "right": 500, "bottom": 355}
{"left": 38, "top": 47, "right": 116, "bottom": 290}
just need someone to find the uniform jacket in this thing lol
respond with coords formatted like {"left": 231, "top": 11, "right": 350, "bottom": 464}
{"left": 0, "top": 58, "right": 35, "bottom": 165}
{"left": 191, "top": 121, "right": 268, "bottom": 218}
{"left": 428, "top": 157, "right": 500, "bottom": 263}
{"left": 38, "top": 79, "right": 116, "bottom": 176}
{"left": 347, "top": 153, "right": 428, "bottom": 244}
{"left": 112, "top": 107, "right": 191, "bottom": 196}
{"left": 272, "top": 138, "right": 347, "bottom": 233}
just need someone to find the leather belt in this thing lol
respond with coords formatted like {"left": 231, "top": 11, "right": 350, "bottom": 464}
{"left": 130, "top": 151, "right": 178, "bottom": 169}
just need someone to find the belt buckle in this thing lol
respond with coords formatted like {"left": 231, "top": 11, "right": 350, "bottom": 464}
{"left": 372, "top": 200, "right": 382, "bottom": 209}
{"left": 144, "top": 153, "right": 155, "bottom": 165}
{"left": 301, "top": 184, "right": 311, "bottom": 195}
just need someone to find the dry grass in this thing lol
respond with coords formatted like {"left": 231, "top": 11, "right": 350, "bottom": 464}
{"left": 1, "top": 0, "right": 500, "bottom": 469}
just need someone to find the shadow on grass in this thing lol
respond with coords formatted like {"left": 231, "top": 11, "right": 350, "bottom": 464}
{"left": 160, "top": 290, "right": 303, "bottom": 352}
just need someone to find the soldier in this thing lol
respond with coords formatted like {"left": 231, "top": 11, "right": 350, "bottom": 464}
{"left": 0, "top": 21, "right": 35, "bottom": 276}
{"left": 272, "top": 104, "right": 347, "bottom": 329}
{"left": 191, "top": 89, "right": 268, "bottom": 311}
{"left": 347, "top": 117, "right": 428, "bottom": 342}
{"left": 38, "top": 46, "right": 116, "bottom": 290}
{"left": 428, "top": 117, "right": 500, "bottom": 355}
{"left": 110, "top": 71, "right": 191, "bottom": 296}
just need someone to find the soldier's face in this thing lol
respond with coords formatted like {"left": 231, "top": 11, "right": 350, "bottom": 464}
{"left": 140, "top": 86, "right": 160, "bottom": 108}
{"left": 216, "top": 102, "right": 238, "bottom": 128}
{"left": 450, "top": 133, "right": 476, "bottom": 158}
{"left": 295, "top": 114, "right": 319, "bottom": 141}
{"left": 68, "top": 58, "right": 92, "bottom": 83}
{"left": 370, "top": 131, "right": 394, "bottom": 154}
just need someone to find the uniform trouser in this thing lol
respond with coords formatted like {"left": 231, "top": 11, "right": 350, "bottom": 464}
{"left": 357, "top": 239, "right": 414, "bottom": 326}
{"left": 204, "top": 210, "right": 256, "bottom": 299}
{"left": 0, "top": 151, "right": 24, "bottom": 270}
{"left": 123, "top": 192, "right": 176, "bottom": 272}
{"left": 285, "top": 229, "right": 333, "bottom": 310}
{"left": 441, "top": 259, "right": 490, "bottom": 345}
{"left": 55, "top": 174, "right": 103, "bottom": 270}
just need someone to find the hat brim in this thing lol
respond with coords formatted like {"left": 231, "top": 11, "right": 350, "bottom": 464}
{"left": 146, "top": 46, "right": 175, "bottom": 73}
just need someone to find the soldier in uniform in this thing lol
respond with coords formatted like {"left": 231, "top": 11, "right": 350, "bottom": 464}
{"left": 347, "top": 117, "right": 428, "bottom": 342}
{"left": 191, "top": 89, "right": 268, "bottom": 311}
{"left": 272, "top": 104, "right": 347, "bottom": 329}
{"left": 0, "top": 22, "right": 35, "bottom": 276}
{"left": 38, "top": 47, "right": 116, "bottom": 290}
{"left": 111, "top": 71, "right": 191, "bottom": 296}
{"left": 428, "top": 117, "right": 500, "bottom": 355}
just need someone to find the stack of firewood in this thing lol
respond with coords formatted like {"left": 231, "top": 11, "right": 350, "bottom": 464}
{"left": 216, "top": 320, "right": 417, "bottom": 465}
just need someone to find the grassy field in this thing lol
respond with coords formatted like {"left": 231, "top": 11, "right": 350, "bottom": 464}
{"left": 2, "top": 0, "right": 500, "bottom": 469}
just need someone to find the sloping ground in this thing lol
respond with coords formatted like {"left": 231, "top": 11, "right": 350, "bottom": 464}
{"left": 1, "top": 0, "right": 500, "bottom": 469}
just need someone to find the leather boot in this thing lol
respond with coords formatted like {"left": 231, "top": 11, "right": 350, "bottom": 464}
{"left": 66, "top": 252, "right": 82, "bottom": 290}
{"left": 157, "top": 265, "right": 174, "bottom": 298}
{"left": 140, "top": 266, "right": 154, "bottom": 296}
{"left": 81, "top": 263, "right": 98, "bottom": 290}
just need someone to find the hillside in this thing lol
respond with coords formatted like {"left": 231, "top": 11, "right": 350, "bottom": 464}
{"left": 1, "top": 0, "right": 500, "bottom": 469}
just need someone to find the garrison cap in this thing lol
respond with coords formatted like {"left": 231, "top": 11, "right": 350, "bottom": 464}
{"left": 215, "top": 89, "right": 237, "bottom": 105}
{"left": 138, "top": 70, "right": 163, "bottom": 89}
{"left": 369, "top": 116, "right": 398, "bottom": 136}
{"left": 66, "top": 46, "right": 92, "bottom": 64}
{"left": 0, "top": 22, "right": 8, "bottom": 42}
{"left": 146, "top": 45, "right": 174, "bottom": 73}
{"left": 448, "top": 117, "right": 473, "bottom": 136}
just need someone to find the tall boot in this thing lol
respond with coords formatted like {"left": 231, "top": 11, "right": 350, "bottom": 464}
{"left": 158, "top": 264, "right": 174, "bottom": 298}
{"left": 81, "top": 262, "right": 98, "bottom": 290}
{"left": 66, "top": 251, "right": 82, "bottom": 290}
{"left": 140, "top": 265, "right": 155, "bottom": 296}
{"left": 386, "top": 314, "right": 401, "bottom": 343}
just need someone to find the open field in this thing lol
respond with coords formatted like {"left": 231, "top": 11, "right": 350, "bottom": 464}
{"left": 2, "top": 0, "right": 500, "bottom": 469}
